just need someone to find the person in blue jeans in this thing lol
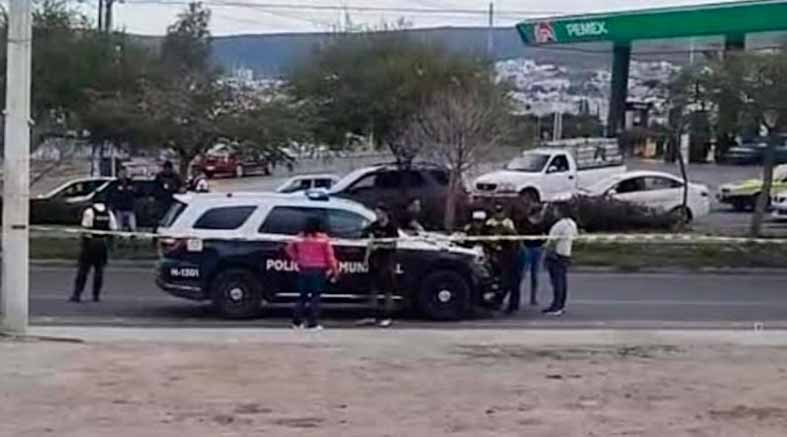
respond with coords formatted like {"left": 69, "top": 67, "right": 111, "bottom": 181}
{"left": 285, "top": 216, "right": 339, "bottom": 330}
{"left": 519, "top": 202, "right": 548, "bottom": 307}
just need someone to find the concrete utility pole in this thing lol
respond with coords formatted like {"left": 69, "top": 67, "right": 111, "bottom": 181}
{"left": 486, "top": 2, "right": 494, "bottom": 58}
{"left": 1, "top": 0, "right": 32, "bottom": 333}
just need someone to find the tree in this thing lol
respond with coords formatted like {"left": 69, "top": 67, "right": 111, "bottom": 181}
{"left": 289, "top": 29, "right": 494, "bottom": 163}
{"left": 400, "top": 83, "right": 512, "bottom": 229}
{"left": 704, "top": 51, "right": 787, "bottom": 236}
{"left": 160, "top": 1, "right": 213, "bottom": 75}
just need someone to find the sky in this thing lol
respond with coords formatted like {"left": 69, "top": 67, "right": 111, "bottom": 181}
{"left": 96, "top": 0, "right": 746, "bottom": 36}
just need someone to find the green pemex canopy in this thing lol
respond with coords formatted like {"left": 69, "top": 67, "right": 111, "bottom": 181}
{"left": 516, "top": 0, "right": 787, "bottom": 45}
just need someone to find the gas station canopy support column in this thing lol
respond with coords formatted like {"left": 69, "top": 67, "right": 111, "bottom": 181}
{"left": 515, "top": 0, "right": 787, "bottom": 136}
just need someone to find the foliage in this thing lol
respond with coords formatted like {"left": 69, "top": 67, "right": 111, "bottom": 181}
{"left": 703, "top": 51, "right": 787, "bottom": 236}
{"left": 400, "top": 82, "right": 512, "bottom": 229}
{"left": 288, "top": 29, "right": 495, "bottom": 161}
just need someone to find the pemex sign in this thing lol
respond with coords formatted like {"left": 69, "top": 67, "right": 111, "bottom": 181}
{"left": 516, "top": 0, "right": 787, "bottom": 46}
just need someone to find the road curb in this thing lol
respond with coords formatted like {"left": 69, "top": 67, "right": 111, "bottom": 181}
{"left": 27, "top": 259, "right": 787, "bottom": 275}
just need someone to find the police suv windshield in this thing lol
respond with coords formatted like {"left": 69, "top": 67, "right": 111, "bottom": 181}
{"left": 505, "top": 154, "right": 550, "bottom": 172}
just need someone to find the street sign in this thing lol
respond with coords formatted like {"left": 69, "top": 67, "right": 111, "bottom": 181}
{"left": 517, "top": 0, "right": 787, "bottom": 45}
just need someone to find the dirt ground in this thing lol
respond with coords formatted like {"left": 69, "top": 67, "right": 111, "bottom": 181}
{"left": 3, "top": 332, "right": 787, "bottom": 437}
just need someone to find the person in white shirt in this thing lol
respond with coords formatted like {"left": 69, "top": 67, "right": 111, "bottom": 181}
{"left": 543, "top": 203, "right": 578, "bottom": 316}
{"left": 69, "top": 203, "right": 118, "bottom": 303}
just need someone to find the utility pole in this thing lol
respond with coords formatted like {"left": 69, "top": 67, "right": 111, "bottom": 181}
{"left": 98, "top": 0, "right": 104, "bottom": 31}
{"left": 1, "top": 0, "right": 32, "bottom": 334}
{"left": 486, "top": 2, "right": 494, "bottom": 58}
{"left": 105, "top": 0, "right": 115, "bottom": 32}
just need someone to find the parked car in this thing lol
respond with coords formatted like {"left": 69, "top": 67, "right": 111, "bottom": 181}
{"left": 329, "top": 162, "right": 460, "bottom": 230}
{"left": 719, "top": 135, "right": 787, "bottom": 165}
{"left": 771, "top": 191, "right": 787, "bottom": 220}
{"left": 28, "top": 177, "right": 159, "bottom": 226}
{"left": 473, "top": 138, "right": 626, "bottom": 203}
{"left": 193, "top": 144, "right": 272, "bottom": 178}
{"left": 155, "top": 191, "right": 502, "bottom": 320}
{"left": 581, "top": 171, "right": 711, "bottom": 223}
{"left": 276, "top": 174, "right": 339, "bottom": 194}
{"left": 718, "top": 164, "right": 787, "bottom": 211}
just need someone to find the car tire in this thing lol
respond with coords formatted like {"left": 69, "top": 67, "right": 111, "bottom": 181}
{"left": 519, "top": 188, "right": 540, "bottom": 205}
{"left": 204, "top": 171, "right": 214, "bottom": 179}
{"left": 210, "top": 268, "right": 263, "bottom": 319}
{"left": 235, "top": 165, "right": 244, "bottom": 178}
{"left": 670, "top": 206, "right": 693, "bottom": 224}
{"left": 417, "top": 270, "right": 471, "bottom": 321}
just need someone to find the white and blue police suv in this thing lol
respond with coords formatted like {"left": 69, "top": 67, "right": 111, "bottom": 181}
{"left": 155, "top": 190, "right": 502, "bottom": 320}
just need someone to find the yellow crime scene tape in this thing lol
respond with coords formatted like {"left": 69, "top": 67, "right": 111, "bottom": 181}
{"left": 29, "top": 225, "right": 787, "bottom": 245}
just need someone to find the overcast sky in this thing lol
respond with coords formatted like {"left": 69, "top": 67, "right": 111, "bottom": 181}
{"left": 104, "top": 0, "right": 743, "bottom": 36}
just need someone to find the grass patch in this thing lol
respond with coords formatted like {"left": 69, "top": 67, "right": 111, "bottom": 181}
{"left": 574, "top": 242, "right": 787, "bottom": 270}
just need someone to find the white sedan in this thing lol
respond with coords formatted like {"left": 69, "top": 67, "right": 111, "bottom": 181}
{"left": 772, "top": 191, "right": 787, "bottom": 220}
{"left": 582, "top": 171, "right": 712, "bottom": 222}
{"left": 276, "top": 174, "right": 340, "bottom": 194}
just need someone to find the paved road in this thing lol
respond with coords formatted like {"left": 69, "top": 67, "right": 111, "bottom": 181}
{"left": 27, "top": 266, "right": 787, "bottom": 329}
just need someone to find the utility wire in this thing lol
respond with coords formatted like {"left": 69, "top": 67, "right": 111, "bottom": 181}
{"left": 122, "top": 0, "right": 563, "bottom": 17}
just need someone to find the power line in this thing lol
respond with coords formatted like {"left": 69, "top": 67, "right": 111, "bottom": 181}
{"left": 122, "top": 0, "right": 563, "bottom": 17}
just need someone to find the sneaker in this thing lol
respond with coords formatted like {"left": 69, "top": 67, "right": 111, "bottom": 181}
{"left": 355, "top": 318, "right": 377, "bottom": 327}
{"left": 544, "top": 309, "right": 565, "bottom": 317}
{"left": 377, "top": 319, "right": 393, "bottom": 328}
{"left": 306, "top": 324, "right": 324, "bottom": 331}
{"left": 92, "top": 296, "right": 101, "bottom": 303}
{"left": 291, "top": 323, "right": 304, "bottom": 330}
{"left": 529, "top": 300, "right": 539, "bottom": 306}
{"left": 68, "top": 296, "right": 81, "bottom": 303}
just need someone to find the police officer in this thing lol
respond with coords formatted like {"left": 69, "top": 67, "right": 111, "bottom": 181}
{"left": 358, "top": 203, "right": 399, "bottom": 328}
{"left": 485, "top": 203, "right": 522, "bottom": 314}
{"left": 69, "top": 203, "right": 118, "bottom": 303}
{"left": 153, "top": 161, "right": 184, "bottom": 231}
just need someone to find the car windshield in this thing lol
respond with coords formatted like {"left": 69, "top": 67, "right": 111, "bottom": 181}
{"left": 505, "top": 154, "right": 550, "bottom": 172}
{"left": 330, "top": 167, "right": 378, "bottom": 193}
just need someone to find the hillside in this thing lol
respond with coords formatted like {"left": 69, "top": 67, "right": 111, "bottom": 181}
{"left": 209, "top": 27, "right": 621, "bottom": 76}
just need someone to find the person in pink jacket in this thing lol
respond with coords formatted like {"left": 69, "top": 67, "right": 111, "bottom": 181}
{"left": 285, "top": 216, "right": 339, "bottom": 330}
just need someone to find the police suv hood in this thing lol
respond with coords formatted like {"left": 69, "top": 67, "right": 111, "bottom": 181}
{"left": 403, "top": 232, "right": 480, "bottom": 257}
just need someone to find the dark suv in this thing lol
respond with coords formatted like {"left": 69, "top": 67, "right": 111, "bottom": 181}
{"left": 329, "top": 163, "right": 465, "bottom": 230}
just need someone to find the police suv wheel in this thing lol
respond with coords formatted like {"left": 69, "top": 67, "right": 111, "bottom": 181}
{"left": 210, "top": 268, "right": 263, "bottom": 319}
{"left": 418, "top": 270, "right": 471, "bottom": 321}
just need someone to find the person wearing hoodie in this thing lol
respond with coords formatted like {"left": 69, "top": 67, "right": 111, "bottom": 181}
{"left": 285, "top": 216, "right": 339, "bottom": 330}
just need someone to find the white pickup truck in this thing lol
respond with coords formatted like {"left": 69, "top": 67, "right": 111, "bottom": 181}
{"left": 473, "top": 138, "right": 627, "bottom": 202}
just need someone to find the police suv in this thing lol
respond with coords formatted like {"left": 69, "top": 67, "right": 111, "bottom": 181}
{"left": 155, "top": 191, "right": 503, "bottom": 320}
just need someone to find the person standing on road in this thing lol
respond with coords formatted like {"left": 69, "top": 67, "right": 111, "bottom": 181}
{"left": 485, "top": 204, "right": 521, "bottom": 314}
{"left": 286, "top": 216, "right": 339, "bottom": 331}
{"left": 69, "top": 203, "right": 118, "bottom": 303}
{"left": 108, "top": 168, "right": 137, "bottom": 232}
{"left": 358, "top": 203, "right": 399, "bottom": 328}
{"left": 518, "top": 202, "right": 548, "bottom": 306}
{"left": 543, "top": 203, "right": 578, "bottom": 317}
{"left": 153, "top": 161, "right": 184, "bottom": 231}
{"left": 402, "top": 197, "right": 425, "bottom": 234}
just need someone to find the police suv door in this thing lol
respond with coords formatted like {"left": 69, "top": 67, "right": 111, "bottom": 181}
{"left": 325, "top": 208, "right": 372, "bottom": 298}
{"left": 258, "top": 206, "right": 320, "bottom": 298}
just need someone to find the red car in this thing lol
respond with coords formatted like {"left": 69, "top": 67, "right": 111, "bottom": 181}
{"left": 194, "top": 145, "right": 272, "bottom": 178}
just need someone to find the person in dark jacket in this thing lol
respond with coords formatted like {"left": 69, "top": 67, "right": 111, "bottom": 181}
{"left": 153, "top": 161, "right": 183, "bottom": 230}
{"left": 69, "top": 203, "right": 118, "bottom": 303}
{"left": 358, "top": 203, "right": 399, "bottom": 328}
{"left": 109, "top": 168, "right": 137, "bottom": 232}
